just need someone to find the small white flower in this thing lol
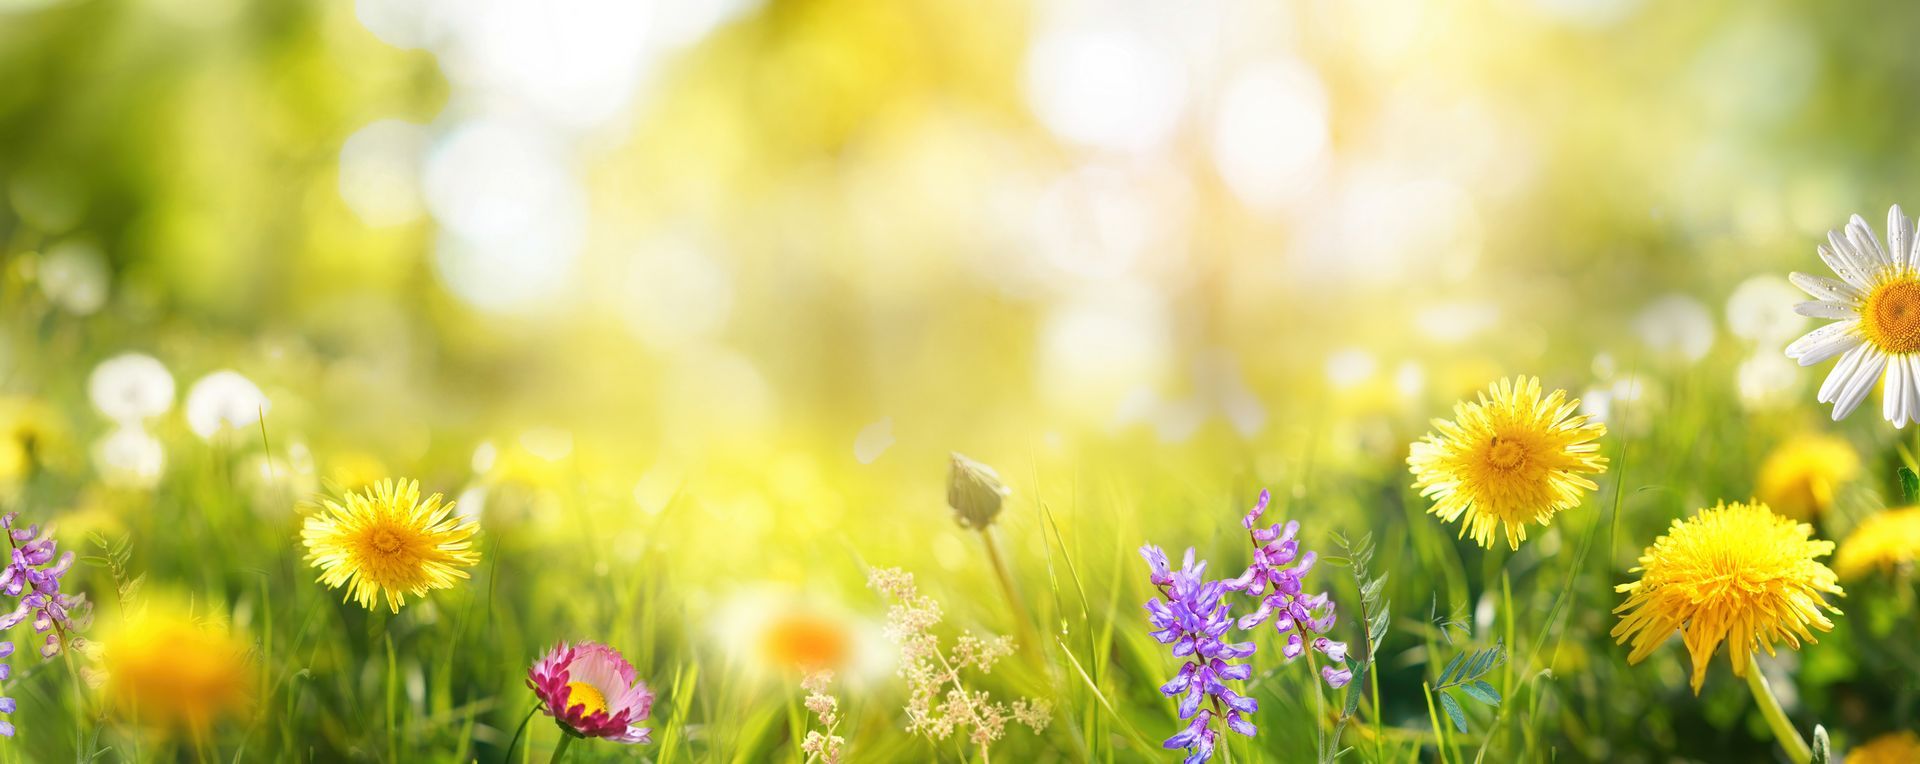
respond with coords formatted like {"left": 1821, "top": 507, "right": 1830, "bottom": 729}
{"left": 93, "top": 424, "right": 164, "bottom": 489}
{"left": 88, "top": 353, "right": 175, "bottom": 422}
{"left": 38, "top": 241, "right": 109, "bottom": 315}
{"left": 1787, "top": 205, "right": 1920, "bottom": 427}
{"left": 1634, "top": 294, "right": 1716, "bottom": 362}
{"left": 184, "top": 370, "right": 270, "bottom": 439}
{"left": 1726, "top": 274, "right": 1807, "bottom": 345}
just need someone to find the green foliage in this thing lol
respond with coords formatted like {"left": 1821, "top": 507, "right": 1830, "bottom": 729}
{"left": 1430, "top": 641, "right": 1506, "bottom": 734}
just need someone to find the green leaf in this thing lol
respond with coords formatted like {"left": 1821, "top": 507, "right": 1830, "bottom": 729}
{"left": 1811, "top": 724, "right": 1832, "bottom": 764}
{"left": 1460, "top": 680, "right": 1501, "bottom": 707}
{"left": 1368, "top": 607, "right": 1391, "bottom": 644}
{"left": 1361, "top": 574, "right": 1386, "bottom": 604}
{"left": 1466, "top": 645, "right": 1501, "bottom": 680}
{"left": 1901, "top": 468, "right": 1919, "bottom": 504}
{"left": 1438, "top": 690, "right": 1468, "bottom": 733}
{"left": 1343, "top": 662, "right": 1368, "bottom": 716}
{"left": 1439, "top": 650, "right": 1467, "bottom": 685}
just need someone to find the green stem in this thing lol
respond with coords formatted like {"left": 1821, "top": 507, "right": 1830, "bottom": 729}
{"left": 977, "top": 529, "right": 1041, "bottom": 662}
{"left": 549, "top": 732, "right": 576, "bottom": 764}
{"left": 1422, "top": 682, "right": 1451, "bottom": 764}
{"left": 502, "top": 705, "right": 540, "bottom": 764}
{"left": 1745, "top": 654, "right": 1811, "bottom": 764}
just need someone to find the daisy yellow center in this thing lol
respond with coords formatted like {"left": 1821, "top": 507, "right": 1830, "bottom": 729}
{"left": 565, "top": 681, "right": 608, "bottom": 716}
{"left": 1863, "top": 278, "right": 1920, "bottom": 354}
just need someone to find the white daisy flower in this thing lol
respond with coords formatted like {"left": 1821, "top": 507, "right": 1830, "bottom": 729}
{"left": 1786, "top": 205, "right": 1920, "bottom": 427}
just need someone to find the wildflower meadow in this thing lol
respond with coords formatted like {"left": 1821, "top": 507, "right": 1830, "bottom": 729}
{"left": 5, "top": 0, "right": 1920, "bottom": 761}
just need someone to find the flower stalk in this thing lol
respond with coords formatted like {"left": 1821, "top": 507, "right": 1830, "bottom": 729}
{"left": 1744, "top": 654, "right": 1811, "bottom": 764}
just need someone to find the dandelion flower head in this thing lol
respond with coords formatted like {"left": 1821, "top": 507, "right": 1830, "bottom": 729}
{"left": 301, "top": 478, "right": 478, "bottom": 613}
{"left": 1611, "top": 501, "right": 1842, "bottom": 693}
{"left": 1833, "top": 506, "right": 1920, "bottom": 580}
{"left": 1756, "top": 434, "right": 1860, "bottom": 520}
{"left": 1408, "top": 376, "right": 1608, "bottom": 550}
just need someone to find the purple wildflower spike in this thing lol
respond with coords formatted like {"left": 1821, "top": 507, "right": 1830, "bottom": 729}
{"left": 0, "top": 509, "right": 92, "bottom": 736}
{"left": 1231, "top": 490, "right": 1350, "bottom": 689}
{"left": 1140, "top": 544, "right": 1258, "bottom": 763}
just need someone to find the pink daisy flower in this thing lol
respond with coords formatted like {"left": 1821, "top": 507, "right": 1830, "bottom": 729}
{"left": 527, "top": 641, "right": 655, "bottom": 744}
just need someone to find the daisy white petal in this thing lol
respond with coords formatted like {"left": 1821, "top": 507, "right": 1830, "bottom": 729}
{"left": 1832, "top": 348, "right": 1887, "bottom": 420}
{"left": 1787, "top": 321, "right": 1861, "bottom": 365}
{"left": 1828, "top": 231, "right": 1877, "bottom": 281}
{"left": 1819, "top": 343, "right": 1872, "bottom": 403}
{"left": 1788, "top": 272, "right": 1862, "bottom": 303}
{"left": 1886, "top": 355, "right": 1908, "bottom": 425}
{"left": 1849, "top": 214, "right": 1893, "bottom": 267}
{"left": 1794, "top": 301, "right": 1857, "bottom": 320}
{"left": 1906, "top": 356, "right": 1920, "bottom": 424}
{"left": 1818, "top": 242, "right": 1872, "bottom": 289}
{"left": 1890, "top": 205, "right": 1912, "bottom": 270}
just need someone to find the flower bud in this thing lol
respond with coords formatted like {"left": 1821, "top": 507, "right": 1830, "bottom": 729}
{"left": 947, "top": 453, "right": 1011, "bottom": 530}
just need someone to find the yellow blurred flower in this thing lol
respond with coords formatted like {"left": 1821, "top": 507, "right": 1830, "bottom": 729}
{"left": 1612, "top": 501, "right": 1843, "bottom": 694}
{"left": 1756, "top": 435, "right": 1860, "bottom": 520}
{"left": 1833, "top": 507, "right": 1920, "bottom": 580}
{"left": 713, "top": 588, "right": 891, "bottom": 682}
{"left": 0, "top": 396, "right": 67, "bottom": 483}
{"left": 324, "top": 450, "right": 387, "bottom": 492}
{"left": 1408, "top": 376, "right": 1608, "bottom": 550}
{"left": 758, "top": 610, "right": 854, "bottom": 673}
{"left": 300, "top": 478, "right": 479, "bottom": 612}
{"left": 1848, "top": 731, "right": 1920, "bottom": 764}
{"left": 100, "top": 597, "right": 252, "bottom": 732}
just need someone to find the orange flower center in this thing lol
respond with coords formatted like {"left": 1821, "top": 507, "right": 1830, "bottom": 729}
{"left": 1864, "top": 278, "right": 1920, "bottom": 354}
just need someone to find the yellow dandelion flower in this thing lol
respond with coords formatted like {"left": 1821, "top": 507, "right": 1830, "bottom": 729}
{"left": 1612, "top": 501, "right": 1843, "bottom": 694}
{"left": 0, "top": 396, "right": 67, "bottom": 483}
{"left": 1407, "top": 376, "right": 1608, "bottom": 550}
{"left": 1848, "top": 731, "right": 1920, "bottom": 764}
{"left": 301, "top": 478, "right": 479, "bottom": 613}
{"left": 1833, "top": 507, "right": 1920, "bottom": 580}
{"left": 325, "top": 450, "right": 388, "bottom": 492}
{"left": 1757, "top": 434, "right": 1860, "bottom": 520}
{"left": 100, "top": 596, "right": 252, "bottom": 732}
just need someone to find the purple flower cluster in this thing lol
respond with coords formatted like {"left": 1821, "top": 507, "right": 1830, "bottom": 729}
{"left": 1141, "top": 489, "right": 1354, "bottom": 763}
{"left": 0, "top": 513, "right": 91, "bottom": 656}
{"left": 0, "top": 512, "right": 91, "bottom": 737}
{"left": 1141, "top": 545, "right": 1256, "bottom": 764}
{"left": 1227, "top": 490, "right": 1351, "bottom": 689}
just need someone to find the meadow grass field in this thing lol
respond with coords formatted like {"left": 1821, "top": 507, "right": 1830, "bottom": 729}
{"left": 5, "top": 0, "right": 1920, "bottom": 762}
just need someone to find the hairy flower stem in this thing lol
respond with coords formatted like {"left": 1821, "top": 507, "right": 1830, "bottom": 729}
{"left": 977, "top": 529, "right": 1040, "bottom": 665}
{"left": 1300, "top": 629, "right": 1326, "bottom": 756}
{"left": 1744, "top": 654, "right": 1811, "bottom": 764}
{"left": 549, "top": 731, "right": 575, "bottom": 763}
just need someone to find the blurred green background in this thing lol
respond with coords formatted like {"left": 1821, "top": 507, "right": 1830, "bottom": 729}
{"left": 1, "top": 0, "right": 1918, "bottom": 761}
